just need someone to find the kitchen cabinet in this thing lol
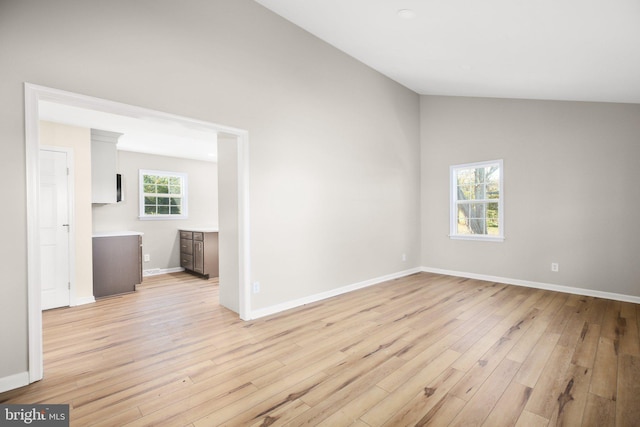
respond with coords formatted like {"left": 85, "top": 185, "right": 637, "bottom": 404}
{"left": 92, "top": 232, "right": 143, "bottom": 297}
{"left": 91, "top": 129, "right": 122, "bottom": 204}
{"left": 179, "top": 229, "right": 218, "bottom": 279}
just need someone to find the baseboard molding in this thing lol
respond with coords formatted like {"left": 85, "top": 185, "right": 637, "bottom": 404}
{"left": 143, "top": 267, "right": 185, "bottom": 277}
{"left": 73, "top": 296, "right": 96, "bottom": 306}
{"left": 249, "top": 267, "right": 423, "bottom": 320}
{"left": 421, "top": 266, "right": 640, "bottom": 304}
{"left": 0, "top": 371, "right": 29, "bottom": 394}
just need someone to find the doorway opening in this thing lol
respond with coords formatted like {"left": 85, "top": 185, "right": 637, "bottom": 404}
{"left": 25, "top": 83, "right": 251, "bottom": 384}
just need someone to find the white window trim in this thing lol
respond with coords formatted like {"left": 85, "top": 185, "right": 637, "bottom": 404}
{"left": 449, "top": 159, "right": 504, "bottom": 242}
{"left": 139, "top": 169, "right": 188, "bottom": 220}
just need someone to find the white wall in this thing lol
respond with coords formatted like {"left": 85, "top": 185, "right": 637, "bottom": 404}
{"left": 218, "top": 135, "right": 240, "bottom": 312}
{"left": 0, "top": 0, "right": 421, "bottom": 383}
{"left": 92, "top": 150, "right": 218, "bottom": 272}
{"left": 421, "top": 95, "right": 640, "bottom": 297}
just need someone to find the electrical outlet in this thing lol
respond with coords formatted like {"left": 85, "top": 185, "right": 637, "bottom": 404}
{"left": 551, "top": 262, "right": 559, "bottom": 272}
{"left": 402, "top": 253, "right": 407, "bottom": 262}
{"left": 252, "top": 282, "right": 260, "bottom": 293}
{"left": 144, "top": 254, "right": 150, "bottom": 262}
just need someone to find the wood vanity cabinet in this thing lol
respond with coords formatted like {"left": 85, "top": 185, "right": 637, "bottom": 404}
{"left": 179, "top": 230, "right": 219, "bottom": 278}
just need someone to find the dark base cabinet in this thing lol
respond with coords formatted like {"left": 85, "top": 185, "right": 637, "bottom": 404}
{"left": 92, "top": 234, "right": 143, "bottom": 298}
{"left": 179, "top": 230, "right": 218, "bottom": 279}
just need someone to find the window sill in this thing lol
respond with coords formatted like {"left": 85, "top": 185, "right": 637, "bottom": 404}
{"left": 139, "top": 215, "right": 188, "bottom": 221}
{"left": 449, "top": 234, "right": 504, "bottom": 242}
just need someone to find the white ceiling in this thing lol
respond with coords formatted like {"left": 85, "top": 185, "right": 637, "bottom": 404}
{"left": 255, "top": 0, "right": 640, "bottom": 104}
{"left": 39, "top": 101, "right": 218, "bottom": 162}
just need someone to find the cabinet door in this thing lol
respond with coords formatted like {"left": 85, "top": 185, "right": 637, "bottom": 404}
{"left": 193, "top": 240, "right": 204, "bottom": 274}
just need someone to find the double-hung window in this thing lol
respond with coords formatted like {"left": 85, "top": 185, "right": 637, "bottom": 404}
{"left": 450, "top": 160, "right": 503, "bottom": 241}
{"left": 139, "top": 169, "right": 188, "bottom": 220}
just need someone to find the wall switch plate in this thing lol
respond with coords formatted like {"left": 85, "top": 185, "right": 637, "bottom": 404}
{"left": 144, "top": 254, "right": 150, "bottom": 262}
{"left": 551, "top": 262, "right": 559, "bottom": 272}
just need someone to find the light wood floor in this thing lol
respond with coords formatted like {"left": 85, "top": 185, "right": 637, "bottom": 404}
{"left": 1, "top": 272, "right": 639, "bottom": 426}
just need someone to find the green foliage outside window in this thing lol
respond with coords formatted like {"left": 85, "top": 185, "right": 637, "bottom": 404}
{"left": 140, "top": 171, "right": 187, "bottom": 218}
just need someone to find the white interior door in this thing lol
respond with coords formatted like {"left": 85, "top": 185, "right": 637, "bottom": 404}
{"left": 40, "top": 149, "right": 71, "bottom": 310}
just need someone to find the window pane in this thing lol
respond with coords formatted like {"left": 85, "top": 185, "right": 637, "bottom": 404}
{"left": 169, "top": 185, "right": 181, "bottom": 194}
{"left": 157, "top": 176, "right": 169, "bottom": 185}
{"left": 144, "top": 205, "right": 156, "bottom": 215}
{"left": 170, "top": 197, "right": 180, "bottom": 206}
{"left": 487, "top": 202, "right": 499, "bottom": 234}
{"left": 457, "top": 203, "right": 491, "bottom": 234}
{"left": 143, "top": 184, "right": 155, "bottom": 193}
{"left": 170, "top": 206, "right": 181, "bottom": 215}
{"left": 143, "top": 175, "right": 156, "bottom": 184}
{"left": 157, "top": 205, "right": 170, "bottom": 214}
{"left": 457, "top": 184, "right": 474, "bottom": 200}
{"left": 144, "top": 196, "right": 156, "bottom": 205}
{"left": 157, "top": 197, "right": 169, "bottom": 205}
{"left": 157, "top": 185, "right": 169, "bottom": 194}
{"left": 475, "top": 184, "right": 486, "bottom": 200}
{"left": 169, "top": 177, "right": 181, "bottom": 186}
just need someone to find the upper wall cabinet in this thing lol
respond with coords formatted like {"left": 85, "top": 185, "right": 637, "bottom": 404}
{"left": 91, "top": 129, "right": 122, "bottom": 204}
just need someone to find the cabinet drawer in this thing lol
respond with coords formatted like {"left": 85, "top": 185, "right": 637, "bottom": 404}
{"left": 180, "top": 231, "right": 193, "bottom": 240}
{"left": 180, "top": 239, "right": 193, "bottom": 255}
{"left": 180, "top": 253, "right": 193, "bottom": 271}
{"left": 193, "top": 232, "right": 204, "bottom": 241}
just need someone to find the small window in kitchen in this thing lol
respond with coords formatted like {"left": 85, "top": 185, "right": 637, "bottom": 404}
{"left": 139, "top": 169, "right": 188, "bottom": 220}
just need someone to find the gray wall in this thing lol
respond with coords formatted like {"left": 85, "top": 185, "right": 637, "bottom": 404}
{"left": 92, "top": 150, "right": 218, "bottom": 272}
{"left": 0, "top": 0, "right": 421, "bottom": 381}
{"left": 421, "top": 95, "right": 640, "bottom": 297}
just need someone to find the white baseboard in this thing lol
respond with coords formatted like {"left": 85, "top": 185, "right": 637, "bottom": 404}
{"left": 73, "top": 296, "right": 96, "bottom": 306}
{"left": 421, "top": 266, "right": 640, "bottom": 304}
{"left": 0, "top": 371, "right": 29, "bottom": 394}
{"left": 248, "top": 267, "right": 422, "bottom": 320}
{"left": 143, "top": 267, "right": 185, "bottom": 277}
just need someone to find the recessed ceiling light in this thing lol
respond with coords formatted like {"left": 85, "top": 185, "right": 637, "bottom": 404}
{"left": 397, "top": 9, "right": 416, "bottom": 19}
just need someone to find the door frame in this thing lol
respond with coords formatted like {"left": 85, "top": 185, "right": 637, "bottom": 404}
{"left": 25, "top": 83, "right": 252, "bottom": 383}
{"left": 39, "top": 145, "right": 76, "bottom": 309}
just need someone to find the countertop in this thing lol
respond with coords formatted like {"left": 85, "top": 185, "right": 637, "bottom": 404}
{"left": 179, "top": 227, "right": 219, "bottom": 233}
{"left": 93, "top": 231, "right": 144, "bottom": 238}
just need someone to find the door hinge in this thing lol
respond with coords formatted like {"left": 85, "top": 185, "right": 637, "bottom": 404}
{"left": 68, "top": 282, "right": 71, "bottom": 290}
{"left": 67, "top": 167, "right": 70, "bottom": 176}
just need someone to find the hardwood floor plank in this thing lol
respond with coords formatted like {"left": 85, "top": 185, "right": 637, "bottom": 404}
{"left": 315, "top": 386, "right": 387, "bottom": 427}
{"left": 380, "top": 367, "right": 466, "bottom": 427}
{"left": 448, "top": 358, "right": 521, "bottom": 426}
{"left": 481, "top": 381, "right": 532, "bottom": 427}
{"left": 546, "top": 363, "right": 592, "bottom": 426}
{"left": 571, "top": 322, "right": 601, "bottom": 368}
{"left": 449, "top": 307, "right": 538, "bottom": 401}
{"left": 413, "top": 393, "right": 467, "bottom": 427}
{"left": 514, "top": 331, "right": 561, "bottom": 388}
{"left": 505, "top": 292, "right": 565, "bottom": 364}
{"left": 361, "top": 349, "right": 461, "bottom": 425}
{"left": 524, "top": 344, "right": 575, "bottom": 418}
{"left": 582, "top": 393, "right": 615, "bottom": 427}
{"left": 589, "top": 337, "right": 618, "bottom": 400}
{"left": 616, "top": 354, "right": 640, "bottom": 427}
{"left": 514, "top": 410, "right": 549, "bottom": 427}
{"left": 619, "top": 302, "right": 640, "bottom": 356}
{"left": 0, "top": 272, "right": 636, "bottom": 426}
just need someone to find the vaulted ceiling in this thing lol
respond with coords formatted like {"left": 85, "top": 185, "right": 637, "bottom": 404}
{"left": 255, "top": 0, "right": 640, "bottom": 104}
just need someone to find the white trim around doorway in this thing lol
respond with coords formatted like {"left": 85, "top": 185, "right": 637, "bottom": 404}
{"left": 24, "top": 83, "right": 252, "bottom": 384}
